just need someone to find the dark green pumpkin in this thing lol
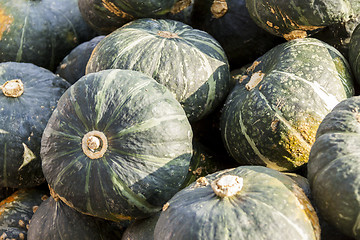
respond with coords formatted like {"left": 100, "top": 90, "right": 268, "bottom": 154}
{"left": 308, "top": 96, "right": 360, "bottom": 239}
{"left": 0, "top": 0, "right": 96, "bottom": 71}
{"left": 154, "top": 166, "right": 320, "bottom": 240}
{"left": 86, "top": 18, "right": 231, "bottom": 122}
{"left": 192, "top": 0, "right": 285, "bottom": 69}
{"left": 121, "top": 212, "right": 160, "bottom": 240}
{"left": 0, "top": 62, "right": 70, "bottom": 188}
{"left": 78, "top": 0, "right": 190, "bottom": 34}
{"left": 220, "top": 38, "right": 354, "bottom": 171}
{"left": 245, "top": 0, "right": 360, "bottom": 40}
{"left": 349, "top": 23, "right": 360, "bottom": 86}
{"left": 28, "top": 191, "right": 128, "bottom": 240}
{"left": 41, "top": 69, "right": 193, "bottom": 222}
{"left": 56, "top": 35, "right": 105, "bottom": 84}
{"left": 0, "top": 188, "right": 48, "bottom": 240}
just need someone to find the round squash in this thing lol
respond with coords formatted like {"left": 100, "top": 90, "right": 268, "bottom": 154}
{"left": 154, "top": 165, "right": 320, "bottom": 240}
{"left": 245, "top": 0, "right": 360, "bottom": 40}
{"left": 349, "top": 23, "right": 360, "bottom": 85}
{"left": 86, "top": 18, "right": 231, "bottom": 122}
{"left": 0, "top": 188, "right": 48, "bottom": 240}
{"left": 41, "top": 69, "right": 193, "bottom": 222}
{"left": 0, "top": 62, "right": 70, "bottom": 188}
{"left": 307, "top": 96, "right": 360, "bottom": 239}
{"left": 220, "top": 38, "right": 354, "bottom": 171}
{"left": 0, "top": 0, "right": 96, "bottom": 71}
{"left": 121, "top": 212, "right": 160, "bottom": 240}
{"left": 28, "top": 189, "right": 127, "bottom": 240}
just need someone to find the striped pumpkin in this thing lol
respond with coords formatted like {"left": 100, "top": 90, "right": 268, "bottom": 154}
{"left": 86, "top": 18, "right": 231, "bottom": 122}
{"left": 41, "top": 69, "right": 193, "bottom": 222}
{"left": 220, "top": 38, "right": 354, "bottom": 171}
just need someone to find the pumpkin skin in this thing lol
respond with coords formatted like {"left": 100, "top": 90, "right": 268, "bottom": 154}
{"left": 349, "top": 23, "right": 360, "bottom": 85}
{"left": 56, "top": 35, "right": 105, "bottom": 84}
{"left": 245, "top": 0, "right": 360, "bottom": 40}
{"left": 78, "top": 0, "right": 189, "bottom": 34}
{"left": 192, "top": 0, "right": 285, "bottom": 69}
{"left": 0, "top": 188, "right": 48, "bottom": 240}
{"left": 86, "top": 18, "right": 231, "bottom": 122}
{"left": 307, "top": 96, "right": 360, "bottom": 239}
{"left": 0, "top": 0, "right": 96, "bottom": 71}
{"left": 121, "top": 212, "right": 160, "bottom": 240}
{"left": 220, "top": 38, "right": 354, "bottom": 171}
{"left": 41, "top": 69, "right": 193, "bottom": 222}
{"left": 0, "top": 62, "right": 70, "bottom": 188}
{"left": 154, "top": 166, "right": 320, "bottom": 240}
{"left": 28, "top": 194, "right": 127, "bottom": 240}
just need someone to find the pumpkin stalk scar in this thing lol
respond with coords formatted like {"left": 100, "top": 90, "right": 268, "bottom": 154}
{"left": 245, "top": 71, "right": 265, "bottom": 90}
{"left": 211, "top": 0, "right": 228, "bottom": 18}
{"left": 211, "top": 175, "right": 243, "bottom": 198}
{"left": 0, "top": 9, "right": 13, "bottom": 40}
{"left": 19, "top": 143, "right": 36, "bottom": 170}
{"left": 157, "top": 31, "right": 180, "bottom": 39}
{"left": 82, "top": 131, "right": 108, "bottom": 159}
{"left": 170, "top": 0, "right": 191, "bottom": 14}
{"left": 0, "top": 79, "right": 24, "bottom": 97}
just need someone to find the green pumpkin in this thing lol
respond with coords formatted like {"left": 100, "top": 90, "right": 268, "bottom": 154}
{"left": 245, "top": 0, "right": 360, "bottom": 40}
{"left": 41, "top": 69, "right": 193, "bottom": 222}
{"left": 0, "top": 0, "right": 96, "bottom": 71}
{"left": 154, "top": 166, "right": 320, "bottom": 240}
{"left": 308, "top": 96, "right": 360, "bottom": 239}
{"left": 0, "top": 62, "right": 70, "bottom": 188}
{"left": 0, "top": 188, "right": 48, "bottom": 240}
{"left": 220, "top": 38, "right": 354, "bottom": 171}
{"left": 349, "top": 23, "right": 360, "bottom": 85}
{"left": 121, "top": 212, "right": 160, "bottom": 240}
{"left": 86, "top": 18, "right": 231, "bottom": 122}
{"left": 28, "top": 190, "right": 127, "bottom": 240}
{"left": 78, "top": 0, "right": 191, "bottom": 34}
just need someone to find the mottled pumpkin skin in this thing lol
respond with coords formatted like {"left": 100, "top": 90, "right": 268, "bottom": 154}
{"left": 0, "top": 62, "right": 70, "bottom": 188}
{"left": 28, "top": 196, "right": 127, "bottom": 240}
{"left": 0, "top": 0, "right": 96, "bottom": 71}
{"left": 0, "top": 188, "right": 48, "bottom": 240}
{"left": 220, "top": 38, "right": 354, "bottom": 171}
{"left": 78, "top": 0, "right": 179, "bottom": 34}
{"left": 41, "top": 69, "right": 193, "bottom": 222}
{"left": 245, "top": 0, "right": 360, "bottom": 40}
{"left": 56, "top": 35, "right": 105, "bottom": 84}
{"left": 308, "top": 96, "right": 360, "bottom": 239}
{"left": 154, "top": 166, "right": 320, "bottom": 240}
{"left": 86, "top": 18, "right": 231, "bottom": 122}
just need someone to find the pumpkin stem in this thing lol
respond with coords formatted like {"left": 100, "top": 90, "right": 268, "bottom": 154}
{"left": 82, "top": 130, "right": 108, "bottom": 159}
{"left": 211, "top": 0, "right": 228, "bottom": 18}
{"left": 0, "top": 79, "right": 24, "bottom": 97}
{"left": 157, "top": 31, "right": 180, "bottom": 39}
{"left": 211, "top": 175, "right": 243, "bottom": 198}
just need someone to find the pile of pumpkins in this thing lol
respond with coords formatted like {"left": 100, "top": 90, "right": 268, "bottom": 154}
{"left": 1, "top": 0, "right": 360, "bottom": 239}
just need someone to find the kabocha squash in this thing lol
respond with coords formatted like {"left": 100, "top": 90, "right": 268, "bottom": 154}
{"left": 307, "top": 96, "right": 360, "bottom": 239}
{"left": 56, "top": 35, "right": 105, "bottom": 84}
{"left": 28, "top": 189, "right": 127, "bottom": 240}
{"left": 220, "top": 38, "right": 354, "bottom": 171}
{"left": 349, "top": 23, "right": 360, "bottom": 85}
{"left": 192, "top": 0, "right": 285, "bottom": 69}
{"left": 121, "top": 212, "right": 160, "bottom": 240}
{"left": 41, "top": 69, "right": 193, "bottom": 222}
{"left": 245, "top": 0, "right": 360, "bottom": 40}
{"left": 86, "top": 18, "right": 231, "bottom": 122}
{"left": 0, "top": 0, "right": 96, "bottom": 71}
{"left": 0, "top": 188, "right": 48, "bottom": 240}
{"left": 154, "top": 166, "right": 320, "bottom": 240}
{"left": 0, "top": 62, "right": 70, "bottom": 188}
{"left": 78, "top": 0, "right": 191, "bottom": 34}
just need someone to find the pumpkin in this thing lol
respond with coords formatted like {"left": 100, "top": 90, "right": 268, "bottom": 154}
{"left": 121, "top": 212, "right": 160, "bottom": 240}
{"left": 220, "top": 37, "right": 354, "bottom": 171}
{"left": 0, "top": 62, "right": 70, "bottom": 188}
{"left": 28, "top": 188, "right": 127, "bottom": 240}
{"left": 192, "top": 0, "right": 285, "bottom": 69}
{"left": 245, "top": 0, "right": 360, "bottom": 40}
{"left": 86, "top": 18, "right": 231, "bottom": 122}
{"left": 78, "top": 0, "right": 191, "bottom": 34}
{"left": 56, "top": 35, "right": 105, "bottom": 84}
{"left": 307, "top": 96, "right": 360, "bottom": 239}
{"left": 0, "top": 188, "right": 48, "bottom": 240}
{"left": 0, "top": 0, "right": 96, "bottom": 71}
{"left": 154, "top": 165, "right": 320, "bottom": 240}
{"left": 41, "top": 69, "right": 193, "bottom": 222}
{"left": 349, "top": 23, "right": 360, "bottom": 86}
